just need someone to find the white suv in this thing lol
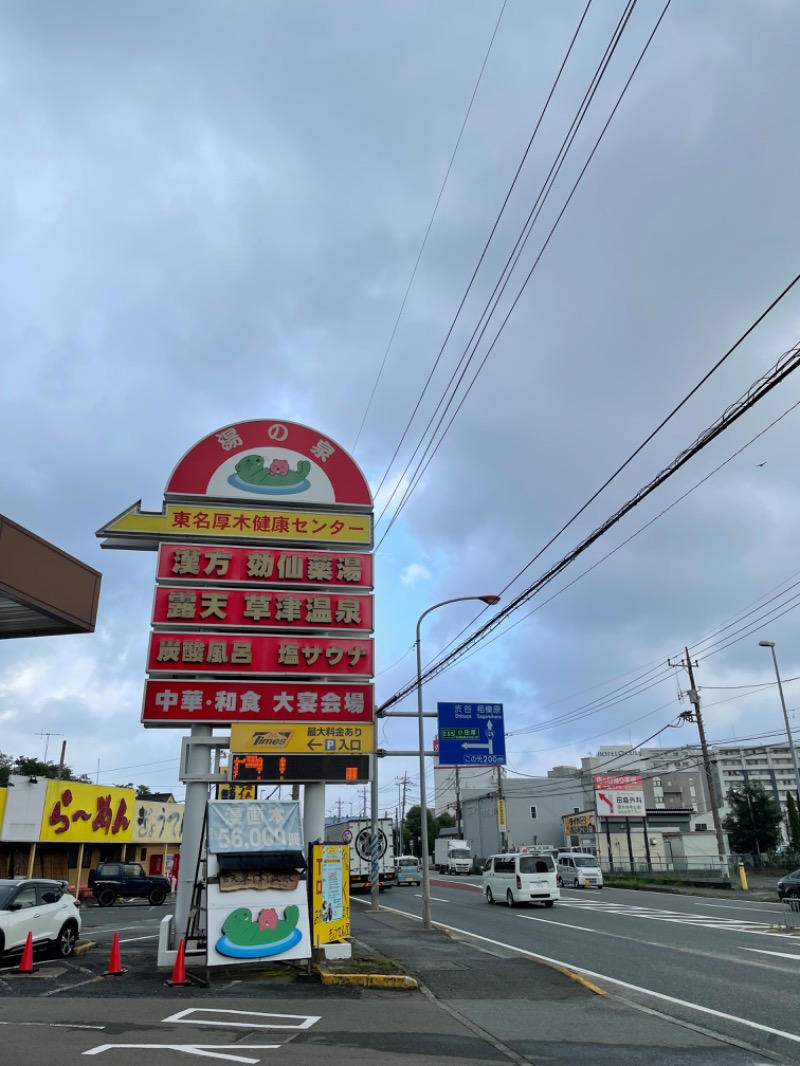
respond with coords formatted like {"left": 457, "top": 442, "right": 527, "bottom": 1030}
{"left": 0, "top": 878, "right": 82, "bottom": 960}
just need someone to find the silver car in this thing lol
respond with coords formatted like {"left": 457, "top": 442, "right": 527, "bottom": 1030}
{"left": 0, "top": 878, "right": 82, "bottom": 960}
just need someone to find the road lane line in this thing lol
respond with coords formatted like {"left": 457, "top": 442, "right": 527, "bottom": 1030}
{"left": 414, "top": 894, "right": 449, "bottom": 902}
{"left": 742, "top": 948, "right": 800, "bottom": 961}
{"left": 366, "top": 900, "right": 800, "bottom": 1048}
{"left": 119, "top": 935, "right": 159, "bottom": 943}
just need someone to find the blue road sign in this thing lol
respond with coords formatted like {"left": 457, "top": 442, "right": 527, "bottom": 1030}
{"left": 436, "top": 702, "right": 506, "bottom": 766}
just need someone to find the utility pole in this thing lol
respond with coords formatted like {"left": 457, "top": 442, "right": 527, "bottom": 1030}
{"left": 496, "top": 766, "right": 507, "bottom": 852}
{"left": 455, "top": 766, "right": 462, "bottom": 838}
{"left": 336, "top": 797, "right": 343, "bottom": 820}
{"left": 360, "top": 786, "right": 367, "bottom": 818}
{"left": 671, "top": 647, "right": 726, "bottom": 866}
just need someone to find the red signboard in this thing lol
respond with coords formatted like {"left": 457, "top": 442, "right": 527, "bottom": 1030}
{"left": 147, "top": 631, "right": 373, "bottom": 677}
{"left": 142, "top": 680, "right": 374, "bottom": 724}
{"left": 152, "top": 587, "right": 373, "bottom": 631}
{"left": 157, "top": 543, "right": 373, "bottom": 589}
{"left": 164, "top": 420, "right": 372, "bottom": 507}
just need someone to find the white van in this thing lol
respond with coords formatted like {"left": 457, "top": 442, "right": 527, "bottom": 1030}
{"left": 482, "top": 852, "right": 560, "bottom": 907}
{"left": 557, "top": 852, "right": 603, "bottom": 889}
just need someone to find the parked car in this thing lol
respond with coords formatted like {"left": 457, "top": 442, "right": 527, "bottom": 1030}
{"left": 0, "top": 878, "right": 82, "bottom": 959}
{"left": 556, "top": 852, "right": 604, "bottom": 889}
{"left": 89, "top": 861, "right": 171, "bottom": 907}
{"left": 396, "top": 856, "right": 421, "bottom": 886}
{"left": 777, "top": 868, "right": 800, "bottom": 900}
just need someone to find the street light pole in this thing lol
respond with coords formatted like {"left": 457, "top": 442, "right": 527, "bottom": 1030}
{"left": 759, "top": 641, "right": 800, "bottom": 803}
{"left": 416, "top": 593, "right": 500, "bottom": 930}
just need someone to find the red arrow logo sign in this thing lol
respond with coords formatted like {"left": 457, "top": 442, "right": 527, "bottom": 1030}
{"left": 598, "top": 792, "right": 614, "bottom": 813}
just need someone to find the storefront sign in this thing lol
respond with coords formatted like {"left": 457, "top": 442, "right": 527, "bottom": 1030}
{"left": 40, "top": 781, "right": 134, "bottom": 843}
{"left": 157, "top": 543, "right": 373, "bottom": 589}
{"left": 206, "top": 881, "right": 311, "bottom": 967}
{"left": 147, "top": 632, "right": 373, "bottom": 676}
{"left": 142, "top": 679, "right": 374, "bottom": 724}
{"left": 229, "top": 722, "right": 374, "bottom": 755}
{"left": 130, "top": 799, "right": 184, "bottom": 843}
{"left": 152, "top": 587, "right": 373, "bottom": 631}
{"left": 564, "top": 812, "right": 597, "bottom": 836}
{"left": 165, "top": 419, "right": 372, "bottom": 508}
{"left": 98, "top": 502, "right": 371, "bottom": 547}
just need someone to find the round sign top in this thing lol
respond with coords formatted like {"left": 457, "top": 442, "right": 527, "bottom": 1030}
{"left": 341, "top": 829, "right": 353, "bottom": 843}
{"left": 165, "top": 420, "right": 372, "bottom": 508}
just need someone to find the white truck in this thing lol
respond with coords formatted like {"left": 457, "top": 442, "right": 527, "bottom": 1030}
{"left": 434, "top": 836, "right": 473, "bottom": 875}
{"left": 325, "top": 818, "right": 396, "bottom": 892}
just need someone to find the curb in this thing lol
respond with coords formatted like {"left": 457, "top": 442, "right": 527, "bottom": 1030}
{"left": 74, "top": 940, "right": 97, "bottom": 956}
{"left": 316, "top": 965, "right": 417, "bottom": 989}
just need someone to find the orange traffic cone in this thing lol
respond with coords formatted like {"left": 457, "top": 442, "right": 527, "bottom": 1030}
{"left": 16, "top": 931, "right": 38, "bottom": 974}
{"left": 103, "top": 931, "right": 127, "bottom": 976}
{"left": 164, "top": 937, "right": 192, "bottom": 987}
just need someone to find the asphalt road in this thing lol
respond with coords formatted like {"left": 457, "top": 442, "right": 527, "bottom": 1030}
{"left": 371, "top": 876, "right": 800, "bottom": 1060}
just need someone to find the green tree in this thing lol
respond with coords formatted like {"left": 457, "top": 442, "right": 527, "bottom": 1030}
{"left": 7, "top": 755, "right": 91, "bottom": 784}
{"left": 786, "top": 791, "right": 800, "bottom": 851}
{"left": 403, "top": 805, "right": 439, "bottom": 857}
{"left": 0, "top": 751, "right": 13, "bottom": 787}
{"left": 435, "top": 812, "right": 456, "bottom": 834}
{"left": 723, "top": 783, "right": 782, "bottom": 853}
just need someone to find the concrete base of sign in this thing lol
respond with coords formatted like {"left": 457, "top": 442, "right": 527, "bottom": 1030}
{"left": 322, "top": 941, "right": 352, "bottom": 960}
{"left": 157, "top": 914, "right": 178, "bottom": 970}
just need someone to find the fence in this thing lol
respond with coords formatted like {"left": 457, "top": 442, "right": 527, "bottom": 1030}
{"left": 601, "top": 856, "right": 731, "bottom": 887}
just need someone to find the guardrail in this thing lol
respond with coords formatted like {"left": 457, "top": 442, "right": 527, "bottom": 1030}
{"left": 780, "top": 897, "right": 800, "bottom": 931}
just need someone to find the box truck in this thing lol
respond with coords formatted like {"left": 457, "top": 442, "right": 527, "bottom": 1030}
{"left": 434, "top": 836, "right": 473, "bottom": 875}
{"left": 325, "top": 818, "right": 396, "bottom": 892}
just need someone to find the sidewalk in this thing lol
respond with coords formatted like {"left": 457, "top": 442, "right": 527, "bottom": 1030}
{"left": 343, "top": 904, "right": 775, "bottom": 1066}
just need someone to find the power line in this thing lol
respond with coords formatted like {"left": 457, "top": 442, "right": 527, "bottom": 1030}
{"left": 371, "top": 0, "right": 596, "bottom": 505}
{"left": 379, "top": 334, "right": 800, "bottom": 712}
{"left": 376, "top": 0, "right": 670, "bottom": 548}
{"left": 352, "top": 0, "right": 509, "bottom": 453}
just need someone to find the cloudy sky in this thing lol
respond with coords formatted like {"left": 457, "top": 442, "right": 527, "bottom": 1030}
{"left": 3, "top": 0, "right": 800, "bottom": 823}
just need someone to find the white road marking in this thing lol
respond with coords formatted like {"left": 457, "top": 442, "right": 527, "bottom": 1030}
{"left": 414, "top": 894, "right": 450, "bottom": 902}
{"left": 163, "top": 1008, "right": 319, "bottom": 1030}
{"left": 742, "top": 947, "right": 800, "bottom": 961}
{"left": 372, "top": 901, "right": 800, "bottom": 1048}
{"left": 558, "top": 898, "right": 771, "bottom": 933}
{"left": 83, "top": 1044, "right": 279, "bottom": 1063}
{"left": 0, "top": 1022, "right": 106, "bottom": 1029}
{"left": 120, "top": 935, "right": 159, "bottom": 943}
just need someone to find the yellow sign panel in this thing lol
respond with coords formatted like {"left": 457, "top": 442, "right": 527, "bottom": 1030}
{"left": 130, "top": 799, "right": 184, "bottom": 844}
{"left": 0, "top": 789, "right": 7, "bottom": 834}
{"left": 230, "top": 723, "right": 374, "bottom": 756}
{"left": 497, "top": 799, "right": 507, "bottom": 832}
{"left": 40, "top": 781, "right": 135, "bottom": 843}
{"left": 98, "top": 501, "right": 372, "bottom": 546}
{"left": 311, "top": 843, "right": 350, "bottom": 945}
{"left": 215, "top": 783, "right": 256, "bottom": 800}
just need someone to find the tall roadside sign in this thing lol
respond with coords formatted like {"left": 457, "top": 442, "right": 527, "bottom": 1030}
{"left": 436, "top": 702, "right": 506, "bottom": 766}
{"left": 593, "top": 773, "right": 647, "bottom": 871}
{"left": 97, "top": 419, "right": 375, "bottom": 947}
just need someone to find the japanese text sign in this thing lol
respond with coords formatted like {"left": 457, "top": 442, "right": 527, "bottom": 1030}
{"left": 157, "top": 543, "right": 373, "bottom": 589}
{"left": 436, "top": 702, "right": 506, "bottom": 766}
{"left": 152, "top": 587, "right": 373, "bottom": 631}
{"left": 147, "top": 632, "right": 373, "bottom": 677}
{"left": 311, "top": 843, "right": 350, "bottom": 946}
{"left": 594, "top": 774, "right": 646, "bottom": 818}
{"left": 142, "top": 679, "right": 374, "bottom": 724}
{"left": 229, "top": 723, "right": 374, "bottom": 756}
{"left": 208, "top": 800, "right": 303, "bottom": 855}
{"left": 40, "top": 781, "right": 134, "bottom": 843}
{"left": 130, "top": 800, "right": 184, "bottom": 844}
{"left": 100, "top": 503, "right": 371, "bottom": 547}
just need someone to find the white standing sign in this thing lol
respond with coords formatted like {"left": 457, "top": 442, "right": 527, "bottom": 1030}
{"left": 594, "top": 773, "right": 646, "bottom": 818}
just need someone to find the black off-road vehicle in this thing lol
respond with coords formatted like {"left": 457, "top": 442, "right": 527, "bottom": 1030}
{"left": 89, "top": 861, "right": 171, "bottom": 907}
